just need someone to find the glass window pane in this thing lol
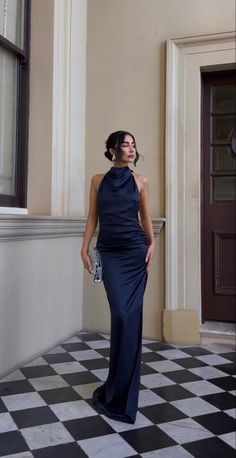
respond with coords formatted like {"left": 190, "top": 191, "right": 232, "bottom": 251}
{"left": 213, "top": 116, "right": 236, "bottom": 141}
{"left": 213, "top": 146, "right": 236, "bottom": 172}
{"left": 0, "top": 46, "right": 17, "bottom": 195}
{"left": 0, "top": 0, "right": 25, "bottom": 49}
{"left": 213, "top": 176, "right": 236, "bottom": 202}
{"left": 213, "top": 84, "right": 236, "bottom": 113}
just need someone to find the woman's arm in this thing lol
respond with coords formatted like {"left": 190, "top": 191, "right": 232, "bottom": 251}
{"left": 139, "top": 176, "right": 155, "bottom": 271}
{"left": 81, "top": 175, "right": 101, "bottom": 273}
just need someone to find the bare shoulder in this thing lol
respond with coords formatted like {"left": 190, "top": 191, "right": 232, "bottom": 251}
{"left": 133, "top": 172, "right": 148, "bottom": 193}
{"left": 91, "top": 173, "right": 106, "bottom": 191}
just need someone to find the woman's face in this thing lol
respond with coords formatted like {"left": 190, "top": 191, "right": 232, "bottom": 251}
{"left": 118, "top": 134, "right": 136, "bottom": 164}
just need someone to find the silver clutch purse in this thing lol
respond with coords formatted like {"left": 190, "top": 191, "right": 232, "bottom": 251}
{"left": 89, "top": 247, "right": 103, "bottom": 283}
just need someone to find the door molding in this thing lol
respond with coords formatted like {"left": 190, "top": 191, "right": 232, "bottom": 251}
{"left": 165, "top": 32, "right": 235, "bottom": 324}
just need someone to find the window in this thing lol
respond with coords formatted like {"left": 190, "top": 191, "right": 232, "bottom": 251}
{"left": 0, "top": 0, "right": 30, "bottom": 208}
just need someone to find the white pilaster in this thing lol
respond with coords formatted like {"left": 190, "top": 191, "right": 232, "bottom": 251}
{"left": 51, "top": 0, "right": 87, "bottom": 216}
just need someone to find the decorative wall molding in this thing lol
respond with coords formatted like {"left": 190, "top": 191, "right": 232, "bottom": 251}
{"left": 165, "top": 31, "right": 235, "bottom": 315}
{"left": 0, "top": 216, "right": 85, "bottom": 241}
{"left": 152, "top": 218, "right": 165, "bottom": 234}
{"left": 0, "top": 216, "right": 165, "bottom": 241}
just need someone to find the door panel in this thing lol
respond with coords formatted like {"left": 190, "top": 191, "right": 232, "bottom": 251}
{"left": 201, "top": 70, "right": 236, "bottom": 322}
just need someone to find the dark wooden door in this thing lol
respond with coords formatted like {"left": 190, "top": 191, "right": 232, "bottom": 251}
{"left": 201, "top": 70, "right": 236, "bottom": 322}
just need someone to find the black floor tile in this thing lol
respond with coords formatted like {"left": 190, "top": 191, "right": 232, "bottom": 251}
{"left": 141, "top": 352, "right": 165, "bottom": 363}
{"left": 144, "top": 342, "right": 174, "bottom": 351}
{"left": 202, "top": 392, "right": 236, "bottom": 410}
{"left": 43, "top": 353, "right": 76, "bottom": 364}
{"left": 140, "top": 364, "right": 157, "bottom": 375}
{"left": 214, "top": 363, "right": 236, "bottom": 376}
{"left": 39, "top": 387, "right": 82, "bottom": 404}
{"left": 194, "top": 411, "right": 236, "bottom": 435}
{"left": 62, "top": 371, "right": 100, "bottom": 386}
{"left": 77, "top": 333, "right": 106, "bottom": 341}
{"left": 120, "top": 425, "right": 177, "bottom": 453}
{"left": 140, "top": 402, "right": 187, "bottom": 424}
{"left": 210, "top": 376, "right": 236, "bottom": 391}
{"left": 165, "top": 370, "right": 202, "bottom": 383}
{"left": 0, "top": 398, "right": 7, "bottom": 412}
{"left": 183, "top": 436, "right": 235, "bottom": 458}
{"left": 220, "top": 352, "right": 236, "bottom": 362}
{"left": 21, "top": 365, "right": 57, "bottom": 379}
{"left": 181, "top": 347, "right": 212, "bottom": 356}
{"left": 0, "top": 380, "right": 35, "bottom": 396}
{"left": 61, "top": 342, "right": 90, "bottom": 352}
{"left": 153, "top": 384, "right": 196, "bottom": 401}
{"left": 95, "top": 348, "right": 110, "bottom": 357}
{"left": 11, "top": 406, "right": 59, "bottom": 428}
{"left": 174, "top": 357, "right": 207, "bottom": 369}
{"left": 32, "top": 442, "right": 88, "bottom": 458}
{"left": 80, "top": 358, "right": 109, "bottom": 371}
{"left": 0, "top": 430, "right": 29, "bottom": 456}
{"left": 63, "top": 415, "right": 114, "bottom": 440}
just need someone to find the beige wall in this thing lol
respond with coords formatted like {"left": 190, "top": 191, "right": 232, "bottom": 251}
{"left": 28, "top": 0, "right": 54, "bottom": 215}
{"left": 84, "top": 0, "right": 235, "bottom": 339}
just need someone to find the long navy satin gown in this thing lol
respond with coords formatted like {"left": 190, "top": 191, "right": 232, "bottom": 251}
{"left": 92, "top": 165, "right": 149, "bottom": 423}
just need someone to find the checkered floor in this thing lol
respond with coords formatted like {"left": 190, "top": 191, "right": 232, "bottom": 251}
{"left": 0, "top": 331, "right": 235, "bottom": 457}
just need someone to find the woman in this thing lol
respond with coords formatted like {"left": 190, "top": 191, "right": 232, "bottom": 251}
{"left": 81, "top": 130, "right": 155, "bottom": 423}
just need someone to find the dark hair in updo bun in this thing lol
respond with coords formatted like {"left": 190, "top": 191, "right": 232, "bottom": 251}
{"left": 104, "top": 130, "right": 140, "bottom": 166}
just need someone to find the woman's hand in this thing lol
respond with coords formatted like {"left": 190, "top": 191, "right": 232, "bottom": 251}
{"left": 81, "top": 250, "right": 92, "bottom": 273}
{"left": 145, "top": 241, "right": 155, "bottom": 272}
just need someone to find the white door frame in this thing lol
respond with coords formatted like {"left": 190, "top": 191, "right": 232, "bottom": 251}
{"left": 165, "top": 32, "right": 235, "bottom": 327}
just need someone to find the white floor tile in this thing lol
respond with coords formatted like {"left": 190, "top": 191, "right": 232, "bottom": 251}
{"left": 63, "top": 336, "right": 81, "bottom": 343}
{"left": 50, "top": 399, "right": 97, "bottom": 421}
{"left": 0, "top": 370, "right": 26, "bottom": 382}
{"left": 28, "top": 375, "right": 68, "bottom": 391}
{"left": 147, "top": 360, "right": 183, "bottom": 373}
{"left": 138, "top": 389, "right": 165, "bottom": 407}
{"left": 141, "top": 445, "right": 193, "bottom": 457}
{"left": 0, "top": 412, "right": 18, "bottom": 433}
{"left": 86, "top": 340, "right": 111, "bottom": 349}
{"left": 224, "top": 408, "right": 236, "bottom": 419}
{"left": 24, "top": 357, "right": 48, "bottom": 367}
{"left": 142, "top": 346, "right": 153, "bottom": 353}
{"left": 78, "top": 432, "right": 136, "bottom": 458}
{"left": 99, "top": 333, "right": 110, "bottom": 340}
{"left": 44, "top": 346, "right": 66, "bottom": 355}
{"left": 50, "top": 361, "right": 87, "bottom": 375}
{"left": 91, "top": 368, "right": 109, "bottom": 381}
{"left": 141, "top": 373, "right": 175, "bottom": 389}
{"left": 70, "top": 350, "right": 103, "bottom": 361}
{"left": 196, "top": 354, "right": 232, "bottom": 365}
{"left": 21, "top": 422, "right": 74, "bottom": 450}
{"left": 101, "top": 411, "right": 152, "bottom": 432}
{"left": 181, "top": 380, "right": 223, "bottom": 396}
{"left": 189, "top": 366, "right": 228, "bottom": 379}
{"left": 158, "top": 349, "right": 190, "bottom": 360}
{"left": 73, "top": 382, "right": 102, "bottom": 399}
{"left": 219, "top": 432, "right": 236, "bottom": 449}
{"left": 202, "top": 344, "right": 235, "bottom": 354}
{"left": 2, "top": 392, "right": 46, "bottom": 411}
{"left": 171, "top": 397, "right": 219, "bottom": 417}
{"left": 158, "top": 418, "right": 213, "bottom": 444}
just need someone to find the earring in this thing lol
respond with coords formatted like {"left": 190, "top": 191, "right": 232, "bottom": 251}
{"left": 112, "top": 155, "right": 116, "bottom": 162}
